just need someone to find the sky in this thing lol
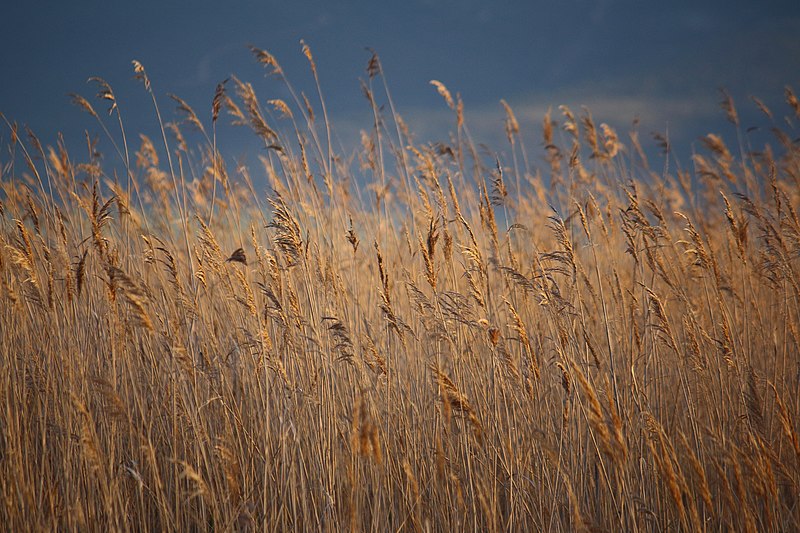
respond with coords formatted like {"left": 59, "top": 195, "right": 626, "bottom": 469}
{"left": 2, "top": 0, "right": 799, "bottom": 177}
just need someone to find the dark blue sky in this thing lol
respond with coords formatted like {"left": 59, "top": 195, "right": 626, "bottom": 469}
{"left": 2, "top": 1, "right": 799, "bottom": 170}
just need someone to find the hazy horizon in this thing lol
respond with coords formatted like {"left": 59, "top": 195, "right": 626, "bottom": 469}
{"left": 2, "top": 0, "right": 799, "bottom": 173}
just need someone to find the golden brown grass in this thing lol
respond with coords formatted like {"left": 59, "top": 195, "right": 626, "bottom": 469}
{"left": 1, "top": 48, "right": 799, "bottom": 531}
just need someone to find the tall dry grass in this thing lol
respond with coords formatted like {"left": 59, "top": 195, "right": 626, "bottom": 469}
{"left": 1, "top": 48, "right": 799, "bottom": 531}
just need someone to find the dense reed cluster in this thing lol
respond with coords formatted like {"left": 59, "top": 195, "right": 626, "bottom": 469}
{"left": 1, "top": 48, "right": 799, "bottom": 531}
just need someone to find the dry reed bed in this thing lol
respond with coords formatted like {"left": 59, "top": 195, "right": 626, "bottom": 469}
{"left": 1, "top": 50, "right": 799, "bottom": 531}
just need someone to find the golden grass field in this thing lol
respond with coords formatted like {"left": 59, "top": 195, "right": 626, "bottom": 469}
{"left": 1, "top": 48, "right": 799, "bottom": 531}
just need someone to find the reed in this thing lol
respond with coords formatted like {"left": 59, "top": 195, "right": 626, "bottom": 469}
{"left": 0, "top": 48, "right": 798, "bottom": 532}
